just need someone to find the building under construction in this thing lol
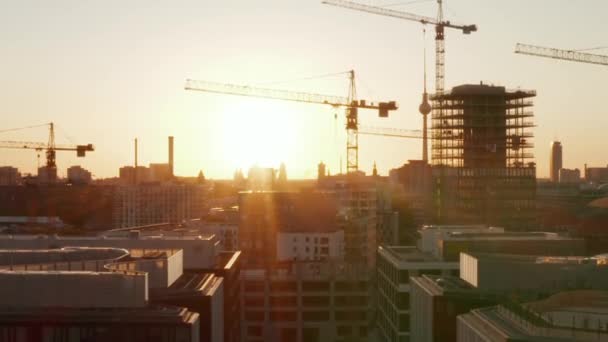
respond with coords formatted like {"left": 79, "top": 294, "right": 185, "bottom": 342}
{"left": 431, "top": 83, "right": 537, "bottom": 229}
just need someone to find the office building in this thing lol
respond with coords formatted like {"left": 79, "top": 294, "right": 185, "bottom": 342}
{"left": 0, "top": 247, "right": 202, "bottom": 342}
{"left": 559, "top": 167, "right": 581, "bottom": 183}
{"left": 319, "top": 174, "right": 379, "bottom": 268}
{"left": 586, "top": 164, "right": 608, "bottom": 183}
{"left": 120, "top": 165, "right": 151, "bottom": 184}
{"left": 376, "top": 246, "right": 459, "bottom": 342}
{"left": 410, "top": 251, "right": 608, "bottom": 342}
{"left": 67, "top": 165, "right": 92, "bottom": 184}
{"left": 432, "top": 231, "right": 584, "bottom": 261}
{"left": 431, "top": 84, "right": 537, "bottom": 229}
{"left": 113, "top": 183, "right": 207, "bottom": 228}
{"left": 457, "top": 291, "right": 608, "bottom": 341}
{"left": 460, "top": 252, "right": 608, "bottom": 292}
{"left": 0, "top": 232, "right": 220, "bottom": 269}
{"left": 37, "top": 165, "right": 57, "bottom": 184}
{"left": 551, "top": 141, "right": 563, "bottom": 182}
{"left": 241, "top": 261, "right": 371, "bottom": 342}
{"left": 0, "top": 166, "right": 20, "bottom": 185}
{"left": 389, "top": 160, "right": 433, "bottom": 225}
{"left": 410, "top": 274, "right": 500, "bottom": 342}
{"left": 238, "top": 191, "right": 338, "bottom": 267}
{"left": 0, "top": 184, "right": 115, "bottom": 229}
{"left": 276, "top": 230, "right": 344, "bottom": 262}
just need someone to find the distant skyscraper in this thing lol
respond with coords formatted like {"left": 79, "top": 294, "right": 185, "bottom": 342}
{"left": 550, "top": 141, "right": 563, "bottom": 182}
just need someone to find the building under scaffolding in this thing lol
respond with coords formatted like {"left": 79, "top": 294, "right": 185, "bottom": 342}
{"left": 431, "top": 84, "right": 537, "bottom": 229}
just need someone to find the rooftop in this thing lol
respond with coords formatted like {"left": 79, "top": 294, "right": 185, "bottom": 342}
{"left": 379, "top": 246, "right": 438, "bottom": 263}
{"left": 444, "top": 231, "right": 573, "bottom": 241}
{"left": 0, "top": 306, "right": 198, "bottom": 325}
{"left": 465, "top": 252, "right": 608, "bottom": 266}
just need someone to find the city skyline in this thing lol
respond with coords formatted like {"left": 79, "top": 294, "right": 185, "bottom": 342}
{"left": 1, "top": 0, "right": 607, "bottom": 179}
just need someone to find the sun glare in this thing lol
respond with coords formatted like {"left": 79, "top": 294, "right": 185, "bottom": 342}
{"left": 216, "top": 99, "right": 300, "bottom": 172}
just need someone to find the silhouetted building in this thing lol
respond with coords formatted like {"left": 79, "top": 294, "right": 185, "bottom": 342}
{"left": 586, "top": 164, "right": 608, "bottom": 183}
{"left": 431, "top": 84, "right": 537, "bottom": 229}
{"left": 559, "top": 167, "right": 580, "bottom": 183}
{"left": 247, "top": 166, "right": 276, "bottom": 191}
{"left": 550, "top": 141, "right": 563, "bottom": 182}
{"left": 37, "top": 165, "right": 57, "bottom": 184}
{"left": 389, "top": 160, "right": 433, "bottom": 224}
{"left": 0, "top": 185, "right": 115, "bottom": 229}
{"left": 0, "top": 166, "right": 20, "bottom": 185}
{"left": 317, "top": 162, "right": 327, "bottom": 181}
{"left": 150, "top": 163, "right": 173, "bottom": 182}
{"left": 113, "top": 184, "right": 207, "bottom": 228}
{"left": 67, "top": 165, "right": 92, "bottom": 184}
{"left": 119, "top": 165, "right": 151, "bottom": 184}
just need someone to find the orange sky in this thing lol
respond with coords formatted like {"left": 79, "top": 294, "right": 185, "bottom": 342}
{"left": 1, "top": 0, "right": 607, "bottom": 179}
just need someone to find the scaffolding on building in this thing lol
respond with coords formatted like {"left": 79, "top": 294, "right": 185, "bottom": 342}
{"left": 429, "top": 84, "right": 538, "bottom": 229}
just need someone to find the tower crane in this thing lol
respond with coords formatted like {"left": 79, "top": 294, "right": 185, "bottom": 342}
{"left": 0, "top": 122, "right": 94, "bottom": 181}
{"left": 322, "top": 0, "right": 477, "bottom": 95}
{"left": 515, "top": 43, "right": 608, "bottom": 66}
{"left": 185, "top": 70, "right": 398, "bottom": 174}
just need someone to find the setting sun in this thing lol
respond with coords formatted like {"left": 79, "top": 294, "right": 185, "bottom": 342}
{"left": 215, "top": 99, "right": 301, "bottom": 172}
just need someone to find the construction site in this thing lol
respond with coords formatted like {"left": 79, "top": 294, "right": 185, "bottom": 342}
{"left": 430, "top": 84, "right": 537, "bottom": 229}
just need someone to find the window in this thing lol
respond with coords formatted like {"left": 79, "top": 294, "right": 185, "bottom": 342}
{"left": 399, "top": 313, "right": 410, "bottom": 331}
{"left": 335, "top": 296, "right": 367, "bottom": 306}
{"left": 320, "top": 237, "right": 329, "bottom": 244}
{"left": 244, "top": 296, "right": 264, "bottom": 307}
{"left": 270, "top": 311, "right": 297, "bottom": 321}
{"left": 302, "top": 311, "right": 329, "bottom": 321}
{"left": 336, "top": 326, "right": 351, "bottom": 336}
{"left": 302, "top": 296, "right": 330, "bottom": 307}
{"left": 397, "top": 293, "right": 409, "bottom": 310}
{"left": 335, "top": 310, "right": 366, "bottom": 321}
{"left": 247, "top": 326, "right": 263, "bottom": 337}
{"left": 302, "top": 281, "right": 330, "bottom": 292}
{"left": 399, "top": 270, "right": 410, "bottom": 284}
{"left": 244, "top": 281, "right": 265, "bottom": 292}
{"left": 320, "top": 247, "right": 329, "bottom": 254}
{"left": 269, "top": 281, "right": 297, "bottom": 292}
{"left": 269, "top": 296, "right": 297, "bottom": 307}
{"left": 245, "top": 311, "right": 265, "bottom": 322}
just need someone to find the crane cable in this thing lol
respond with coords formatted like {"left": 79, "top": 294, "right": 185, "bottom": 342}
{"left": 254, "top": 70, "right": 352, "bottom": 87}
{"left": 0, "top": 123, "right": 50, "bottom": 135}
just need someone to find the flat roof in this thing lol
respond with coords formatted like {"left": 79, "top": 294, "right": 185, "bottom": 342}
{"left": 444, "top": 232, "right": 575, "bottom": 241}
{"left": 0, "top": 306, "right": 198, "bottom": 325}
{"left": 379, "top": 246, "right": 438, "bottom": 263}
{"left": 466, "top": 252, "right": 608, "bottom": 266}
{"left": 0, "top": 234, "right": 215, "bottom": 241}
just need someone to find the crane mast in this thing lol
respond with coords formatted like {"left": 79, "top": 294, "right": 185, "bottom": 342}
{"left": 186, "top": 70, "right": 397, "bottom": 174}
{"left": 515, "top": 43, "right": 608, "bottom": 66}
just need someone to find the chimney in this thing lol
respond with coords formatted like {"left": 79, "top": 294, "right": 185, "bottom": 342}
{"left": 134, "top": 138, "right": 138, "bottom": 184}
{"left": 168, "top": 136, "right": 174, "bottom": 177}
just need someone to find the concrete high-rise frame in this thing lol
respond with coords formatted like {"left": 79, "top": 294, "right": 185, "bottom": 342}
{"left": 430, "top": 84, "right": 537, "bottom": 229}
